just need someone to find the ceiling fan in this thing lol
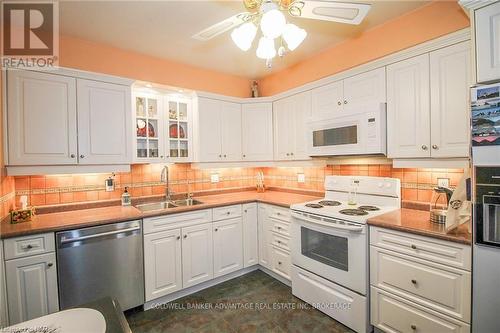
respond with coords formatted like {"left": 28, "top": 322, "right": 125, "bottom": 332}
{"left": 192, "top": 0, "right": 371, "bottom": 67}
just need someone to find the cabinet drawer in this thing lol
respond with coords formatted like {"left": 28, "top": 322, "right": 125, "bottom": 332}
{"left": 4, "top": 233, "right": 55, "bottom": 260}
{"left": 371, "top": 247, "right": 471, "bottom": 323}
{"left": 370, "top": 226, "right": 471, "bottom": 271}
{"left": 371, "top": 287, "right": 470, "bottom": 333}
{"left": 269, "top": 218, "right": 290, "bottom": 237}
{"left": 213, "top": 205, "right": 242, "bottom": 221}
{"left": 143, "top": 209, "right": 212, "bottom": 234}
{"left": 270, "top": 232, "right": 290, "bottom": 252}
{"left": 268, "top": 205, "right": 290, "bottom": 222}
{"left": 271, "top": 246, "right": 291, "bottom": 280}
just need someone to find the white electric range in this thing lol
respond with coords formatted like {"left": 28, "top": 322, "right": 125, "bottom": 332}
{"left": 290, "top": 175, "right": 401, "bottom": 333}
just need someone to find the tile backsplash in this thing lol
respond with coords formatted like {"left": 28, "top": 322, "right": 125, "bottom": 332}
{"left": 11, "top": 163, "right": 465, "bottom": 209}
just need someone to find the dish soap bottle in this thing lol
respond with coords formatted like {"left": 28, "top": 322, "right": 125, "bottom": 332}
{"left": 121, "top": 187, "right": 131, "bottom": 206}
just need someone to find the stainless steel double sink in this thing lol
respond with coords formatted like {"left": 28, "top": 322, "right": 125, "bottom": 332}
{"left": 135, "top": 198, "right": 204, "bottom": 212}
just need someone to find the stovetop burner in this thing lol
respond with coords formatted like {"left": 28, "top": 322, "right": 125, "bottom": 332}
{"left": 305, "top": 203, "right": 323, "bottom": 208}
{"left": 339, "top": 209, "right": 369, "bottom": 216}
{"left": 318, "top": 200, "right": 342, "bottom": 206}
{"left": 358, "top": 205, "right": 380, "bottom": 211}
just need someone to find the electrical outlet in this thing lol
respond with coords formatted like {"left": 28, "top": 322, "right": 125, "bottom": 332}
{"left": 437, "top": 178, "right": 450, "bottom": 188}
{"left": 210, "top": 173, "right": 220, "bottom": 183}
{"left": 297, "top": 173, "right": 305, "bottom": 183}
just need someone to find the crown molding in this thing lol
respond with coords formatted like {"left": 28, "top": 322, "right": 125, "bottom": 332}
{"left": 459, "top": 0, "right": 497, "bottom": 11}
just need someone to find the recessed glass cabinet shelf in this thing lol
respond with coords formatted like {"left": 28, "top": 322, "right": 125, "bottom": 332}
{"left": 133, "top": 90, "right": 192, "bottom": 163}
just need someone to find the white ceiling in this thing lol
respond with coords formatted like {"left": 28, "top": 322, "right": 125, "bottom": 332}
{"left": 60, "top": 1, "right": 430, "bottom": 79}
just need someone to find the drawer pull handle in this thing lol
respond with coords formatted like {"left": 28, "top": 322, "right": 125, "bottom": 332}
{"left": 176, "top": 236, "right": 180, "bottom": 240}
{"left": 215, "top": 228, "right": 218, "bottom": 232}
{"left": 183, "top": 235, "right": 187, "bottom": 239}
{"left": 411, "top": 279, "right": 417, "bottom": 285}
{"left": 47, "top": 263, "right": 53, "bottom": 267}
{"left": 22, "top": 244, "right": 37, "bottom": 250}
{"left": 277, "top": 226, "right": 282, "bottom": 230}
{"left": 226, "top": 212, "right": 231, "bottom": 215}
{"left": 277, "top": 240, "right": 281, "bottom": 244}
{"left": 277, "top": 212, "right": 281, "bottom": 215}
{"left": 411, "top": 324, "right": 417, "bottom": 330}
{"left": 278, "top": 261, "right": 282, "bottom": 265}
{"left": 411, "top": 244, "right": 417, "bottom": 250}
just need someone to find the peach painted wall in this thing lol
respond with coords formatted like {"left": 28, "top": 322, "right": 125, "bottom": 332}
{"left": 258, "top": 1, "right": 470, "bottom": 96}
{"left": 59, "top": 35, "right": 252, "bottom": 98}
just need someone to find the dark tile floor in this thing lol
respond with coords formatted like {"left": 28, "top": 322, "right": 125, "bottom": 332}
{"left": 126, "top": 270, "right": 354, "bottom": 333}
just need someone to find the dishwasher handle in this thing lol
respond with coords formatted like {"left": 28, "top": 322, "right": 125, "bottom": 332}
{"left": 60, "top": 226, "right": 141, "bottom": 244}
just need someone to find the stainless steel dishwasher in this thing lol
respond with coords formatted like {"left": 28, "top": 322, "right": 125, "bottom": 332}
{"left": 56, "top": 220, "right": 144, "bottom": 310}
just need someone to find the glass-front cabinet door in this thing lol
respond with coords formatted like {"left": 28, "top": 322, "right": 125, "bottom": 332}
{"left": 165, "top": 96, "right": 192, "bottom": 162}
{"left": 133, "top": 93, "right": 164, "bottom": 162}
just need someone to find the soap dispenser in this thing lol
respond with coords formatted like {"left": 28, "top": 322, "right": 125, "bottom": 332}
{"left": 121, "top": 187, "right": 131, "bottom": 206}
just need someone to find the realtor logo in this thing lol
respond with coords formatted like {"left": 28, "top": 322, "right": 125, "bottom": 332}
{"left": 1, "top": 1, "right": 59, "bottom": 69}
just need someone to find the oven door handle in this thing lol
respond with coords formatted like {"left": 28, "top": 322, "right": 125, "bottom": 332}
{"left": 291, "top": 212, "right": 364, "bottom": 232}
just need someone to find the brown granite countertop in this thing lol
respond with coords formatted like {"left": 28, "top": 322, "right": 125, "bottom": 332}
{"left": 367, "top": 208, "right": 472, "bottom": 245}
{"left": 0, "top": 191, "right": 320, "bottom": 239}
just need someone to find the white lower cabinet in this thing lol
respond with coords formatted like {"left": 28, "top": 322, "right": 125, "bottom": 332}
{"left": 5, "top": 253, "right": 59, "bottom": 325}
{"left": 258, "top": 204, "right": 271, "bottom": 269}
{"left": 144, "top": 229, "right": 183, "bottom": 302}
{"left": 370, "top": 226, "right": 471, "bottom": 332}
{"left": 213, "top": 218, "right": 243, "bottom": 278}
{"left": 0, "top": 240, "right": 8, "bottom": 327}
{"left": 181, "top": 223, "right": 214, "bottom": 288}
{"left": 271, "top": 246, "right": 291, "bottom": 279}
{"left": 242, "top": 203, "right": 259, "bottom": 267}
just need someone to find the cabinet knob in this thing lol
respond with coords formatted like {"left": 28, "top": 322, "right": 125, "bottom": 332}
{"left": 290, "top": 152, "right": 294, "bottom": 156}
{"left": 411, "top": 324, "right": 417, "bottom": 330}
{"left": 176, "top": 236, "right": 180, "bottom": 240}
{"left": 214, "top": 228, "right": 218, "bottom": 232}
{"left": 80, "top": 154, "right": 85, "bottom": 158}
{"left": 278, "top": 261, "right": 282, "bottom": 265}
{"left": 277, "top": 240, "right": 282, "bottom": 244}
{"left": 286, "top": 153, "right": 290, "bottom": 156}
{"left": 411, "top": 279, "right": 417, "bottom": 285}
{"left": 219, "top": 154, "right": 222, "bottom": 158}
{"left": 160, "top": 155, "right": 164, "bottom": 158}
{"left": 226, "top": 212, "right": 230, "bottom": 215}
{"left": 421, "top": 145, "right": 428, "bottom": 151}
{"left": 337, "top": 101, "right": 341, "bottom": 106}
{"left": 244, "top": 209, "right": 247, "bottom": 213}
{"left": 47, "top": 263, "right": 53, "bottom": 267}
{"left": 243, "top": 154, "right": 246, "bottom": 158}
{"left": 277, "top": 226, "right": 282, "bottom": 230}
{"left": 224, "top": 154, "right": 227, "bottom": 158}
{"left": 26, "top": 244, "right": 33, "bottom": 249}
{"left": 183, "top": 234, "right": 187, "bottom": 239}
{"left": 432, "top": 144, "right": 438, "bottom": 150}
{"left": 411, "top": 244, "right": 417, "bottom": 250}
{"left": 70, "top": 154, "right": 75, "bottom": 158}
{"left": 343, "top": 100, "right": 347, "bottom": 104}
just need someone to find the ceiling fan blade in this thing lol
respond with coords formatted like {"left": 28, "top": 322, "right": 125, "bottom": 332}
{"left": 192, "top": 12, "right": 251, "bottom": 41}
{"left": 295, "top": 1, "right": 371, "bottom": 25}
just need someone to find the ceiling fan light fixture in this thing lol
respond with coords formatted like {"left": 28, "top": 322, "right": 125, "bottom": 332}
{"left": 260, "top": 7, "right": 286, "bottom": 39}
{"left": 231, "top": 22, "right": 257, "bottom": 51}
{"left": 256, "top": 37, "right": 276, "bottom": 59}
{"left": 282, "top": 23, "right": 307, "bottom": 51}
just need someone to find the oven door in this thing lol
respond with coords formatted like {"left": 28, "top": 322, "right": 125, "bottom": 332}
{"left": 291, "top": 211, "right": 368, "bottom": 295}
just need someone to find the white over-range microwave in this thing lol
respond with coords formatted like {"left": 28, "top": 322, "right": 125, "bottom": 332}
{"left": 307, "top": 103, "right": 387, "bottom": 157}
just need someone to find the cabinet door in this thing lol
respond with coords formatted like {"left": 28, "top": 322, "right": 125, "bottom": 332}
{"left": 0, "top": 241, "right": 7, "bottom": 327}
{"left": 77, "top": 79, "right": 131, "bottom": 164}
{"left": 181, "top": 223, "right": 213, "bottom": 288}
{"left": 292, "top": 91, "right": 312, "bottom": 160}
{"left": 242, "top": 203, "right": 259, "bottom": 267}
{"left": 144, "top": 229, "right": 182, "bottom": 301}
{"left": 213, "top": 217, "right": 243, "bottom": 278}
{"left": 133, "top": 93, "right": 164, "bottom": 163}
{"left": 197, "top": 97, "right": 222, "bottom": 162}
{"left": 7, "top": 70, "right": 77, "bottom": 165}
{"left": 273, "top": 98, "right": 293, "bottom": 160}
{"left": 475, "top": 2, "right": 500, "bottom": 83}
{"left": 387, "top": 54, "right": 431, "bottom": 158}
{"left": 5, "top": 253, "right": 59, "bottom": 325}
{"left": 242, "top": 103, "right": 273, "bottom": 161}
{"left": 430, "top": 42, "right": 471, "bottom": 158}
{"left": 343, "top": 67, "right": 386, "bottom": 111}
{"left": 311, "top": 80, "right": 343, "bottom": 119}
{"left": 258, "top": 204, "right": 271, "bottom": 269}
{"left": 221, "top": 101, "right": 242, "bottom": 161}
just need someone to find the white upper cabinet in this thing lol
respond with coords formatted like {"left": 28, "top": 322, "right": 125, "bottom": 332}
{"left": 311, "top": 68, "right": 386, "bottom": 120}
{"left": 311, "top": 80, "right": 343, "bottom": 119}
{"left": 343, "top": 67, "right": 386, "bottom": 112}
{"left": 430, "top": 41, "right": 471, "bottom": 158}
{"left": 77, "top": 79, "right": 131, "bottom": 164}
{"left": 133, "top": 92, "right": 164, "bottom": 162}
{"left": 387, "top": 54, "right": 431, "bottom": 158}
{"left": 221, "top": 101, "right": 242, "bottom": 161}
{"left": 197, "top": 97, "right": 242, "bottom": 162}
{"left": 241, "top": 103, "right": 273, "bottom": 161}
{"left": 273, "top": 91, "right": 312, "bottom": 160}
{"left": 7, "top": 70, "right": 78, "bottom": 165}
{"left": 475, "top": 1, "right": 500, "bottom": 83}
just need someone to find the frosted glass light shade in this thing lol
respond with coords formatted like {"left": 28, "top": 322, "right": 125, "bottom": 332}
{"left": 256, "top": 37, "right": 276, "bottom": 59}
{"left": 260, "top": 9, "right": 286, "bottom": 39}
{"left": 231, "top": 22, "right": 257, "bottom": 51}
{"left": 282, "top": 24, "right": 307, "bottom": 51}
